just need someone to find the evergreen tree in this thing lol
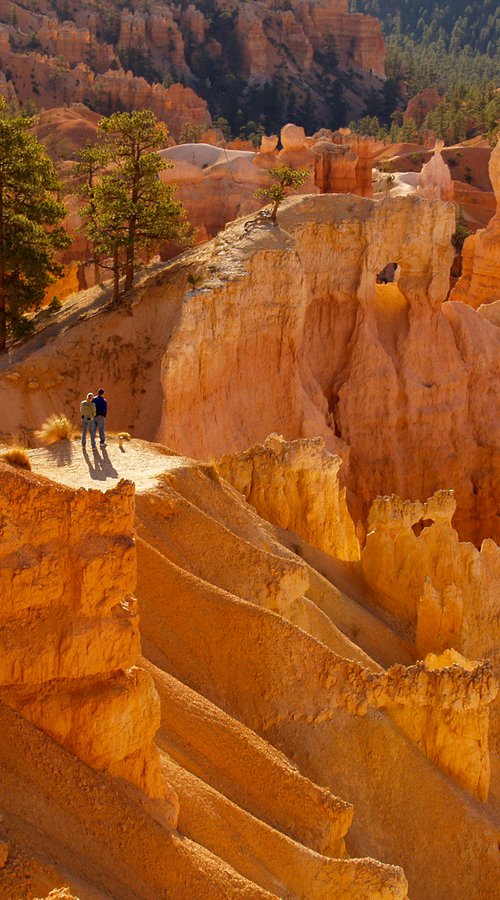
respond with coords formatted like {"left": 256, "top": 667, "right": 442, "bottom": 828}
{"left": 79, "top": 110, "right": 189, "bottom": 303}
{"left": 0, "top": 99, "right": 69, "bottom": 350}
{"left": 256, "top": 166, "right": 310, "bottom": 223}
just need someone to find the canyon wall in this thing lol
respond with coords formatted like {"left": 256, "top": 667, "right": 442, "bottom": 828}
{"left": 130, "top": 451, "right": 499, "bottom": 898}
{"left": 133, "top": 452, "right": 497, "bottom": 803}
{"left": 361, "top": 488, "right": 500, "bottom": 754}
{"left": 450, "top": 138, "right": 500, "bottom": 308}
{"left": 0, "top": 0, "right": 385, "bottom": 129}
{"left": 156, "top": 194, "right": 499, "bottom": 545}
{"left": 2, "top": 193, "right": 499, "bottom": 548}
{"left": 217, "top": 434, "right": 500, "bottom": 767}
{"left": 0, "top": 460, "right": 173, "bottom": 809}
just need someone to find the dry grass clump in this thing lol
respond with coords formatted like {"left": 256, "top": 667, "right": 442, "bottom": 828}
{"left": 36, "top": 414, "right": 75, "bottom": 444}
{"left": 1, "top": 446, "right": 31, "bottom": 470}
{"left": 118, "top": 432, "right": 131, "bottom": 449}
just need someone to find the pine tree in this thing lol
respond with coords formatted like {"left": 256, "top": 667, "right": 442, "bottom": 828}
{"left": 256, "top": 166, "right": 310, "bottom": 223}
{"left": 79, "top": 110, "right": 189, "bottom": 303}
{"left": 0, "top": 100, "right": 69, "bottom": 350}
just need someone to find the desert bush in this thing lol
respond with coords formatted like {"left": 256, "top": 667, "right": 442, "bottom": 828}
{"left": 187, "top": 270, "right": 205, "bottom": 289}
{"left": 1, "top": 446, "right": 31, "bottom": 469}
{"left": 36, "top": 413, "right": 75, "bottom": 444}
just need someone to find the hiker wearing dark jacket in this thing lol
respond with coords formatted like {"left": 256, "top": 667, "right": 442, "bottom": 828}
{"left": 92, "top": 388, "right": 108, "bottom": 447}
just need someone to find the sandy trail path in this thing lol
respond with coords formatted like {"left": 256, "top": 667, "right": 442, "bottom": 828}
{"left": 29, "top": 438, "right": 186, "bottom": 494}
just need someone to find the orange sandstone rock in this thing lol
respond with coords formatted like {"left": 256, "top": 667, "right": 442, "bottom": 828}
{"left": 403, "top": 87, "right": 443, "bottom": 128}
{"left": 450, "top": 137, "right": 500, "bottom": 308}
{"left": 374, "top": 656, "right": 497, "bottom": 802}
{"left": 417, "top": 140, "right": 454, "bottom": 202}
{"left": 2, "top": 194, "right": 499, "bottom": 548}
{"left": 218, "top": 434, "right": 360, "bottom": 561}
{"left": 312, "top": 140, "right": 358, "bottom": 194}
{"left": 0, "top": 461, "right": 170, "bottom": 805}
{"left": 361, "top": 490, "right": 500, "bottom": 663}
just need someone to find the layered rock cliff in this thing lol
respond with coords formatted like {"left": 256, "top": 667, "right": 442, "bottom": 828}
{"left": 0, "top": 0, "right": 385, "bottom": 130}
{"left": 15, "top": 436, "right": 499, "bottom": 898}
{"left": 0, "top": 459, "right": 170, "bottom": 805}
{"left": 2, "top": 192, "right": 499, "bottom": 548}
{"left": 361, "top": 488, "right": 500, "bottom": 755}
{"left": 450, "top": 138, "right": 500, "bottom": 308}
{"left": 217, "top": 433, "right": 500, "bottom": 785}
{"left": 154, "top": 194, "right": 498, "bottom": 546}
{"left": 218, "top": 433, "right": 360, "bottom": 561}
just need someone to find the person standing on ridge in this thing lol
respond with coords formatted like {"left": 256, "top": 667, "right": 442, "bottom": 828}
{"left": 93, "top": 388, "right": 108, "bottom": 447}
{"left": 80, "top": 392, "right": 97, "bottom": 449}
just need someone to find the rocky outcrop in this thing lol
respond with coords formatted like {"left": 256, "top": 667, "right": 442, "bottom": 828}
{"left": 293, "top": 0, "right": 385, "bottom": 77}
{"left": 158, "top": 124, "right": 380, "bottom": 248}
{"left": 36, "top": 16, "right": 115, "bottom": 71}
{"left": 128, "top": 448, "right": 498, "bottom": 897}
{"left": 217, "top": 438, "right": 499, "bottom": 798}
{"left": 0, "top": 460, "right": 171, "bottom": 807}
{"left": 403, "top": 87, "right": 443, "bottom": 128}
{"left": 328, "top": 131, "right": 383, "bottom": 196}
{"left": 417, "top": 140, "right": 454, "bottom": 202}
{"left": 0, "top": 0, "right": 385, "bottom": 131}
{"left": 3, "top": 435, "right": 497, "bottom": 897}
{"left": 154, "top": 194, "right": 498, "bottom": 546}
{"left": 89, "top": 73, "right": 210, "bottom": 139}
{"left": 450, "top": 138, "right": 500, "bottom": 308}
{"left": 361, "top": 490, "right": 500, "bottom": 663}
{"left": 312, "top": 140, "right": 358, "bottom": 194}
{"left": 360, "top": 491, "right": 500, "bottom": 758}
{"left": 130, "top": 452, "right": 497, "bottom": 804}
{"left": 0, "top": 3, "right": 209, "bottom": 139}
{"left": 374, "top": 655, "right": 497, "bottom": 802}
{"left": 2, "top": 193, "right": 499, "bottom": 547}
{"left": 218, "top": 434, "right": 360, "bottom": 561}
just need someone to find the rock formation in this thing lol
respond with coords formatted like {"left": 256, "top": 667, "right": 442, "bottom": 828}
{"left": 6, "top": 436, "right": 496, "bottom": 897}
{"left": 1, "top": 438, "right": 422, "bottom": 899}
{"left": 417, "top": 140, "right": 454, "bottom": 201}
{"left": 1, "top": 45, "right": 498, "bottom": 891}
{"left": 374, "top": 655, "right": 496, "bottom": 802}
{"left": 312, "top": 140, "right": 358, "bottom": 194}
{"left": 360, "top": 489, "right": 500, "bottom": 752}
{"left": 0, "top": 0, "right": 386, "bottom": 130}
{"left": 0, "top": 5, "right": 210, "bottom": 139}
{"left": 157, "top": 124, "right": 381, "bottom": 249}
{"left": 0, "top": 459, "right": 170, "bottom": 805}
{"left": 450, "top": 137, "right": 500, "bottom": 308}
{"left": 403, "top": 87, "right": 443, "bottom": 128}
{"left": 361, "top": 490, "right": 499, "bottom": 657}
{"left": 328, "top": 131, "right": 384, "bottom": 196}
{"left": 218, "top": 434, "right": 360, "bottom": 561}
{"left": 217, "top": 434, "right": 500, "bottom": 783}
{"left": 154, "top": 195, "right": 498, "bottom": 546}
{"left": 2, "top": 193, "right": 499, "bottom": 547}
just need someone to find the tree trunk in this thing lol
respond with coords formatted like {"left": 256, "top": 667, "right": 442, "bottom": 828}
{"left": 124, "top": 240, "right": 134, "bottom": 292}
{"left": 0, "top": 187, "right": 5, "bottom": 351}
{"left": 0, "top": 278, "right": 5, "bottom": 352}
{"left": 113, "top": 245, "right": 120, "bottom": 305}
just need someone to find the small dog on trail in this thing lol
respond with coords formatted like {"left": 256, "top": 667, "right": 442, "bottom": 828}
{"left": 118, "top": 432, "right": 131, "bottom": 451}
